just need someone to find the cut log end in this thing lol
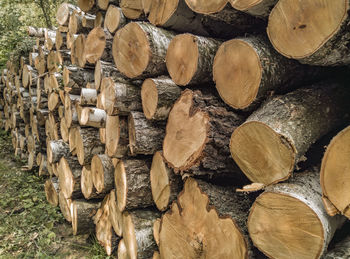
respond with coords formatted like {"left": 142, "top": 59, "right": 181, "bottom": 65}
{"left": 184, "top": 0, "right": 228, "bottom": 14}
{"left": 120, "top": 0, "right": 144, "bottom": 19}
{"left": 321, "top": 126, "right": 350, "bottom": 219}
{"left": 141, "top": 79, "right": 158, "bottom": 120}
{"left": 81, "top": 165, "right": 93, "bottom": 199}
{"left": 213, "top": 39, "right": 262, "bottom": 109}
{"left": 56, "top": 3, "right": 71, "bottom": 26}
{"left": 248, "top": 192, "right": 325, "bottom": 259}
{"left": 78, "top": 0, "right": 95, "bottom": 12}
{"left": 106, "top": 115, "right": 121, "bottom": 157}
{"left": 113, "top": 22, "right": 150, "bottom": 78}
{"left": 85, "top": 27, "right": 107, "bottom": 64}
{"left": 163, "top": 89, "right": 209, "bottom": 171}
{"left": 44, "top": 179, "right": 59, "bottom": 206}
{"left": 230, "top": 121, "right": 295, "bottom": 185}
{"left": 109, "top": 190, "right": 123, "bottom": 236}
{"left": 166, "top": 34, "right": 199, "bottom": 86}
{"left": 59, "top": 191, "right": 72, "bottom": 222}
{"left": 115, "top": 161, "right": 127, "bottom": 212}
{"left": 267, "top": 0, "right": 348, "bottom": 59}
{"left": 105, "top": 5, "right": 124, "bottom": 33}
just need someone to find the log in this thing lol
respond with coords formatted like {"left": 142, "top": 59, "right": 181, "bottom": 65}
{"left": 47, "top": 139, "right": 70, "bottom": 163}
{"left": 122, "top": 209, "right": 160, "bottom": 259}
{"left": 70, "top": 199, "right": 101, "bottom": 235}
{"left": 74, "top": 34, "right": 87, "bottom": 68}
{"left": 69, "top": 11, "right": 89, "bottom": 35}
{"left": 105, "top": 115, "right": 129, "bottom": 158}
{"left": 105, "top": 5, "right": 127, "bottom": 34}
{"left": 44, "top": 177, "right": 59, "bottom": 207}
{"left": 112, "top": 22, "right": 176, "bottom": 79}
{"left": 78, "top": 0, "right": 99, "bottom": 13}
{"left": 109, "top": 190, "right": 123, "bottom": 237}
{"left": 59, "top": 191, "right": 72, "bottom": 222}
{"left": 98, "top": 0, "right": 120, "bottom": 10}
{"left": 80, "top": 88, "right": 97, "bottom": 106}
{"left": 229, "top": 0, "right": 278, "bottom": 18}
{"left": 248, "top": 167, "right": 346, "bottom": 259}
{"left": 128, "top": 111, "right": 165, "bottom": 155}
{"left": 230, "top": 82, "right": 350, "bottom": 186}
{"left": 213, "top": 35, "right": 325, "bottom": 110}
{"left": 166, "top": 33, "right": 222, "bottom": 86}
{"left": 91, "top": 154, "right": 114, "bottom": 194}
{"left": 159, "top": 177, "right": 255, "bottom": 258}
{"left": 94, "top": 60, "right": 124, "bottom": 90}
{"left": 80, "top": 107, "right": 107, "bottom": 128}
{"left": 63, "top": 65, "right": 94, "bottom": 91}
{"left": 22, "top": 65, "right": 38, "bottom": 88}
{"left": 48, "top": 92, "right": 60, "bottom": 112}
{"left": 67, "top": 32, "right": 78, "bottom": 50}
{"left": 321, "top": 126, "right": 350, "bottom": 219}
{"left": 163, "top": 89, "right": 246, "bottom": 177}
{"left": 27, "top": 26, "right": 47, "bottom": 38}
{"left": 102, "top": 78, "right": 142, "bottom": 115}
{"left": 55, "top": 30, "right": 66, "bottom": 50}
{"left": 81, "top": 165, "right": 105, "bottom": 199}
{"left": 64, "top": 94, "right": 80, "bottom": 128}
{"left": 141, "top": 77, "right": 181, "bottom": 121}
{"left": 267, "top": 0, "right": 350, "bottom": 66}
{"left": 153, "top": 218, "right": 160, "bottom": 246}
{"left": 58, "top": 156, "right": 83, "bottom": 199}
{"left": 94, "top": 12, "right": 105, "bottom": 27}
{"left": 81, "top": 13, "right": 96, "bottom": 28}
{"left": 120, "top": 0, "right": 146, "bottom": 19}
{"left": 75, "top": 126, "right": 105, "bottom": 165}
{"left": 85, "top": 27, "right": 113, "bottom": 64}
{"left": 56, "top": 3, "right": 81, "bottom": 26}
{"left": 114, "top": 159, "right": 153, "bottom": 211}
{"left": 150, "top": 151, "right": 182, "bottom": 211}
{"left": 39, "top": 153, "right": 49, "bottom": 176}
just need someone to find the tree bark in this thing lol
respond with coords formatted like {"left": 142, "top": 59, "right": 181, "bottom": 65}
{"left": 92, "top": 154, "right": 115, "bottom": 195}
{"left": 325, "top": 235, "right": 350, "bottom": 259}
{"left": 80, "top": 107, "right": 107, "bottom": 128}
{"left": 47, "top": 139, "right": 70, "bottom": 163}
{"left": 230, "top": 82, "right": 350, "bottom": 186}
{"left": 80, "top": 88, "right": 97, "bottom": 106}
{"left": 94, "top": 60, "right": 124, "bottom": 91}
{"left": 63, "top": 66, "right": 94, "bottom": 93}
{"left": 71, "top": 199, "right": 101, "bottom": 235}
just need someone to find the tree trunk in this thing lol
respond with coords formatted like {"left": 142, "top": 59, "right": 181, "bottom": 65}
{"left": 166, "top": 33, "right": 222, "bottom": 86}
{"left": 150, "top": 151, "right": 182, "bottom": 211}
{"left": 92, "top": 154, "right": 115, "bottom": 195}
{"left": 141, "top": 77, "right": 181, "bottom": 121}
{"left": 75, "top": 126, "right": 105, "bottom": 165}
{"left": 105, "top": 5, "right": 127, "bottom": 34}
{"left": 22, "top": 65, "right": 38, "bottom": 88}
{"left": 69, "top": 11, "right": 90, "bottom": 35}
{"left": 112, "top": 22, "right": 176, "bottom": 79}
{"left": 44, "top": 177, "right": 59, "bottom": 207}
{"left": 267, "top": 0, "right": 350, "bottom": 66}
{"left": 85, "top": 27, "right": 114, "bottom": 64}
{"left": 248, "top": 167, "right": 346, "bottom": 259}
{"left": 213, "top": 35, "right": 326, "bottom": 110}
{"left": 105, "top": 115, "right": 129, "bottom": 158}
{"left": 47, "top": 139, "right": 70, "bottom": 163}
{"left": 122, "top": 209, "right": 160, "bottom": 259}
{"left": 163, "top": 89, "right": 247, "bottom": 178}
{"left": 230, "top": 82, "right": 350, "bottom": 186}
{"left": 114, "top": 159, "right": 153, "bottom": 211}
{"left": 80, "top": 88, "right": 97, "bottom": 106}
{"left": 128, "top": 111, "right": 165, "bottom": 155}
{"left": 321, "top": 125, "right": 350, "bottom": 219}
{"left": 71, "top": 199, "right": 101, "bottom": 235}
{"left": 229, "top": 0, "right": 278, "bottom": 18}
{"left": 58, "top": 156, "right": 83, "bottom": 199}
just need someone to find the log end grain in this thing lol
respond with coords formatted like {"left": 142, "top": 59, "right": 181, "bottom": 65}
{"left": 44, "top": 178, "right": 59, "bottom": 207}
{"left": 184, "top": 0, "right": 228, "bottom": 14}
{"left": 85, "top": 27, "right": 106, "bottom": 64}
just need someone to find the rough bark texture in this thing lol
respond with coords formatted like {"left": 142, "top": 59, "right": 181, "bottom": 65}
{"left": 71, "top": 199, "right": 101, "bottom": 235}
{"left": 80, "top": 107, "right": 107, "bottom": 128}
{"left": 63, "top": 65, "right": 94, "bottom": 92}
{"left": 80, "top": 88, "right": 97, "bottom": 106}
{"left": 128, "top": 111, "right": 165, "bottom": 155}
{"left": 230, "top": 0, "right": 278, "bottom": 18}
{"left": 76, "top": 127, "right": 105, "bottom": 165}
{"left": 325, "top": 235, "right": 350, "bottom": 259}
{"left": 47, "top": 139, "right": 70, "bottom": 163}
{"left": 94, "top": 60, "right": 124, "bottom": 90}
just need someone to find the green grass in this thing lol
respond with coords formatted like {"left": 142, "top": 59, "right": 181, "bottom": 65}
{"left": 0, "top": 130, "right": 110, "bottom": 258}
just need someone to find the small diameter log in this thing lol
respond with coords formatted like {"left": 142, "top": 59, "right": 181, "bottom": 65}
{"left": 105, "top": 5, "right": 127, "bottom": 34}
{"left": 122, "top": 209, "right": 160, "bottom": 259}
{"left": 102, "top": 78, "right": 142, "bottom": 115}
{"left": 81, "top": 165, "right": 105, "bottom": 199}
{"left": 78, "top": 0, "right": 99, "bottom": 13}
{"left": 321, "top": 126, "right": 350, "bottom": 219}
{"left": 150, "top": 151, "right": 182, "bottom": 211}
{"left": 44, "top": 177, "right": 60, "bottom": 207}
{"left": 159, "top": 177, "right": 254, "bottom": 258}
{"left": 71, "top": 199, "right": 101, "bottom": 235}
{"left": 56, "top": 3, "right": 81, "bottom": 26}
{"left": 60, "top": 118, "right": 69, "bottom": 142}
{"left": 22, "top": 65, "right": 38, "bottom": 88}
{"left": 106, "top": 115, "right": 129, "bottom": 158}
{"left": 55, "top": 30, "right": 66, "bottom": 51}
{"left": 120, "top": 0, "right": 146, "bottom": 19}
{"left": 94, "top": 60, "right": 123, "bottom": 90}
{"left": 141, "top": 77, "right": 181, "bottom": 121}
{"left": 85, "top": 27, "right": 113, "bottom": 64}
{"left": 166, "top": 33, "right": 222, "bottom": 86}
{"left": 39, "top": 154, "right": 49, "bottom": 176}
{"left": 68, "top": 11, "right": 88, "bottom": 35}
{"left": 92, "top": 154, "right": 115, "bottom": 195}
{"left": 67, "top": 32, "right": 78, "bottom": 50}
{"left": 163, "top": 89, "right": 246, "bottom": 176}
{"left": 63, "top": 65, "right": 94, "bottom": 91}
{"left": 64, "top": 94, "right": 80, "bottom": 128}
{"left": 230, "top": 82, "right": 350, "bottom": 186}
{"left": 47, "top": 139, "right": 70, "bottom": 164}
{"left": 112, "top": 22, "right": 176, "bottom": 79}
{"left": 248, "top": 167, "right": 346, "bottom": 259}
{"left": 59, "top": 192, "right": 72, "bottom": 222}
{"left": 128, "top": 111, "right": 165, "bottom": 155}
{"left": 114, "top": 159, "right": 153, "bottom": 212}
{"left": 58, "top": 156, "right": 83, "bottom": 199}
{"left": 229, "top": 0, "right": 278, "bottom": 18}
{"left": 80, "top": 107, "right": 107, "bottom": 128}
{"left": 98, "top": 0, "right": 119, "bottom": 10}
{"left": 75, "top": 127, "right": 105, "bottom": 165}
{"left": 109, "top": 190, "right": 123, "bottom": 237}
{"left": 80, "top": 88, "right": 97, "bottom": 106}
{"left": 213, "top": 35, "right": 325, "bottom": 110}
{"left": 267, "top": 0, "right": 350, "bottom": 66}
{"left": 73, "top": 34, "right": 87, "bottom": 68}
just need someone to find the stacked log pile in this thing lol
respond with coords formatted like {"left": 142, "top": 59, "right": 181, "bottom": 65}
{"left": 1, "top": 0, "right": 350, "bottom": 258}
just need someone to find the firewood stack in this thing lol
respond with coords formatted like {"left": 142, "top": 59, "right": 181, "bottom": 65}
{"left": 1, "top": 0, "right": 350, "bottom": 258}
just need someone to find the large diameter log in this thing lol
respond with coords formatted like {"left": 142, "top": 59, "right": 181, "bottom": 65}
{"left": 92, "top": 154, "right": 114, "bottom": 195}
{"left": 159, "top": 177, "right": 255, "bottom": 258}
{"left": 122, "top": 210, "right": 160, "bottom": 259}
{"left": 163, "top": 89, "right": 246, "bottom": 177}
{"left": 229, "top": 0, "right": 278, "bottom": 18}
{"left": 102, "top": 78, "right": 142, "bottom": 115}
{"left": 56, "top": 3, "right": 81, "bottom": 26}
{"left": 112, "top": 22, "right": 176, "bottom": 79}
{"left": 80, "top": 107, "right": 107, "bottom": 128}
{"left": 141, "top": 77, "right": 181, "bottom": 121}
{"left": 213, "top": 36, "right": 325, "bottom": 110}
{"left": 166, "top": 33, "right": 222, "bottom": 86}
{"left": 230, "top": 82, "right": 350, "bottom": 186}
{"left": 105, "top": 5, "right": 127, "bottom": 34}
{"left": 44, "top": 177, "right": 59, "bottom": 207}
{"left": 70, "top": 200, "right": 101, "bottom": 235}
{"left": 128, "top": 111, "right": 165, "bottom": 155}
{"left": 321, "top": 126, "right": 350, "bottom": 219}
{"left": 150, "top": 151, "right": 182, "bottom": 211}
{"left": 47, "top": 139, "right": 70, "bottom": 164}
{"left": 58, "top": 156, "right": 83, "bottom": 199}
{"left": 75, "top": 127, "right": 105, "bottom": 165}
{"left": 105, "top": 115, "right": 129, "bottom": 158}
{"left": 114, "top": 159, "right": 153, "bottom": 211}
{"left": 85, "top": 27, "right": 113, "bottom": 64}
{"left": 267, "top": 0, "right": 350, "bottom": 66}
{"left": 248, "top": 167, "right": 346, "bottom": 259}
